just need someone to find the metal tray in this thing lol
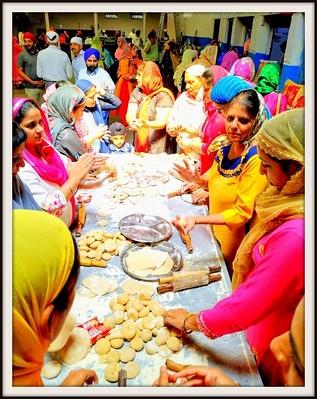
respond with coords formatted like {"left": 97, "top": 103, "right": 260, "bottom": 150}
{"left": 118, "top": 214, "right": 173, "bottom": 243}
{"left": 120, "top": 241, "right": 182, "bottom": 281}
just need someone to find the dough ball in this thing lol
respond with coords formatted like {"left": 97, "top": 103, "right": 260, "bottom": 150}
{"left": 102, "top": 252, "right": 112, "bottom": 261}
{"left": 110, "top": 338, "right": 124, "bottom": 349}
{"left": 130, "top": 336, "right": 144, "bottom": 351}
{"left": 108, "top": 331, "right": 124, "bottom": 340}
{"left": 86, "top": 236, "right": 95, "bottom": 245}
{"left": 113, "top": 310, "right": 125, "bottom": 325}
{"left": 122, "top": 280, "right": 140, "bottom": 295}
{"left": 119, "top": 347, "right": 136, "bottom": 363}
{"left": 103, "top": 316, "right": 116, "bottom": 330}
{"left": 104, "top": 362, "right": 120, "bottom": 382}
{"left": 142, "top": 316, "right": 156, "bottom": 330}
{"left": 48, "top": 313, "right": 76, "bottom": 352}
{"left": 139, "top": 292, "right": 152, "bottom": 301}
{"left": 125, "top": 361, "right": 140, "bottom": 379}
{"left": 135, "top": 318, "right": 144, "bottom": 331}
{"left": 121, "top": 321, "right": 137, "bottom": 340}
{"left": 152, "top": 328, "right": 159, "bottom": 336}
{"left": 140, "top": 329, "right": 152, "bottom": 342}
{"left": 145, "top": 341, "right": 159, "bottom": 355}
{"left": 155, "top": 316, "right": 164, "bottom": 329}
{"left": 133, "top": 300, "right": 144, "bottom": 312}
{"left": 79, "top": 250, "right": 88, "bottom": 258}
{"left": 150, "top": 303, "right": 165, "bottom": 317}
{"left": 155, "top": 328, "right": 170, "bottom": 346}
{"left": 112, "top": 304, "right": 125, "bottom": 312}
{"left": 109, "top": 297, "right": 118, "bottom": 311}
{"left": 125, "top": 299, "right": 137, "bottom": 311}
{"left": 99, "top": 349, "right": 120, "bottom": 363}
{"left": 166, "top": 336, "right": 182, "bottom": 352}
{"left": 90, "top": 240, "right": 102, "bottom": 249}
{"left": 58, "top": 327, "right": 91, "bottom": 364}
{"left": 104, "top": 239, "right": 117, "bottom": 252}
{"left": 138, "top": 307, "right": 149, "bottom": 318}
{"left": 127, "top": 309, "right": 139, "bottom": 321}
{"left": 95, "top": 338, "right": 111, "bottom": 355}
{"left": 158, "top": 345, "right": 173, "bottom": 358}
{"left": 117, "top": 292, "right": 129, "bottom": 305}
{"left": 41, "top": 360, "right": 62, "bottom": 379}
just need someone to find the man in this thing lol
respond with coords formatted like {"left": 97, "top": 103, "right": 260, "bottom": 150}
{"left": 78, "top": 48, "right": 115, "bottom": 94}
{"left": 70, "top": 36, "right": 86, "bottom": 81}
{"left": 37, "top": 31, "right": 73, "bottom": 89}
{"left": 167, "top": 64, "right": 206, "bottom": 157}
{"left": 17, "top": 31, "right": 44, "bottom": 102}
{"left": 143, "top": 30, "right": 159, "bottom": 63}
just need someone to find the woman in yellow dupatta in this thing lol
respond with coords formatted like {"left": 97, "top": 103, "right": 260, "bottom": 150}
{"left": 126, "top": 61, "right": 175, "bottom": 153}
{"left": 13, "top": 210, "right": 97, "bottom": 386}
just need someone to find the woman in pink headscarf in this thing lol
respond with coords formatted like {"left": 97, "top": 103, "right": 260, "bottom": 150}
{"left": 230, "top": 56, "right": 256, "bottom": 86}
{"left": 220, "top": 47, "right": 239, "bottom": 72}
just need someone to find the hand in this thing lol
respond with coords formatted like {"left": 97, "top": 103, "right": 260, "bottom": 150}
{"left": 172, "top": 215, "right": 196, "bottom": 234}
{"left": 60, "top": 369, "right": 98, "bottom": 386}
{"left": 172, "top": 366, "right": 239, "bottom": 387}
{"left": 95, "top": 124, "right": 110, "bottom": 140}
{"left": 163, "top": 308, "right": 192, "bottom": 331}
{"left": 153, "top": 366, "right": 178, "bottom": 386}
{"left": 182, "top": 182, "right": 202, "bottom": 193}
{"left": 91, "top": 154, "right": 108, "bottom": 171}
{"left": 32, "top": 80, "right": 44, "bottom": 87}
{"left": 176, "top": 133, "right": 193, "bottom": 152}
{"left": 105, "top": 161, "right": 117, "bottom": 178}
{"left": 68, "top": 152, "right": 95, "bottom": 181}
{"left": 192, "top": 188, "right": 209, "bottom": 205}
{"left": 172, "top": 159, "right": 201, "bottom": 183}
{"left": 167, "top": 125, "right": 182, "bottom": 137}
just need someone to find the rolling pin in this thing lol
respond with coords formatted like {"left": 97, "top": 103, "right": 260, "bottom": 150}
{"left": 176, "top": 228, "right": 193, "bottom": 253}
{"left": 118, "top": 369, "right": 127, "bottom": 386}
{"left": 79, "top": 258, "right": 107, "bottom": 268}
{"left": 75, "top": 202, "right": 86, "bottom": 237}
{"left": 157, "top": 273, "right": 222, "bottom": 294}
{"left": 158, "top": 266, "right": 221, "bottom": 284}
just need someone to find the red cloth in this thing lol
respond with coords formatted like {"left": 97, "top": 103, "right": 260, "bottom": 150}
{"left": 13, "top": 37, "right": 23, "bottom": 84}
{"left": 200, "top": 103, "right": 226, "bottom": 174}
{"left": 197, "top": 218, "right": 304, "bottom": 385}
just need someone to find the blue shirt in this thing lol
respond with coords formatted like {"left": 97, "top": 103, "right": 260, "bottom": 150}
{"left": 109, "top": 142, "right": 134, "bottom": 154}
{"left": 72, "top": 50, "right": 86, "bottom": 81}
{"left": 37, "top": 45, "right": 73, "bottom": 81}
{"left": 78, "top": 67, "right": 115, "bottom": 93}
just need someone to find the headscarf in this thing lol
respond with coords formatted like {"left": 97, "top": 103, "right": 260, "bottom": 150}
{"left": 255, "top": 63, "right": 281, "bottom": 96}
{"left": 207, "top": 76, "right": 269, "bottom": 153}
{"left": 135, "top": 62, "right": 174, "bottom": 152}
{"left": 75, "top": 79, "right": 104, "bottom": 126}
{"left": 13, "top": 97, "right": 53, "bottom": 143}
{"left": 198, "top": 44, "right": 218, "bottom": 67}
{"left": 230, "top": 56, "right": 255, "bottom": 82}
{"left": 209, "top": 65, "right": 229, "bottom": 84}
{"left": 220, "top": 49, "right": 239, "bottom": 72}
{"left": 232, "top": 109, "right": 304, "bottom": 289}
{"left": 13, "top": 209, "right": 75, "bottom": 386}
{"left": 46, "top": 85, "right": 86, "bottom": 140}
{"left": 84, "top": 48, "right": 100, "bottom": 62}
{"left": 23, "top": 32, "right": 36, "bottom": 43}
{"left": 173, "top": 49, "right": 197, "bottom": 90}
{"left": 12, "top": 97, "right": 76, "bottom": 220}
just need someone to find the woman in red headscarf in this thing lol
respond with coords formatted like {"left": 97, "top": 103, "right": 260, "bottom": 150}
{"left": 126, "top": 61, "right": 175, "bottom": 153}
{"left": 113, "top": 45, "right": 139, "bottom": 126}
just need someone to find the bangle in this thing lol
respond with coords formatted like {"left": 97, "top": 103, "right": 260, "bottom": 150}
{"left": 182, "top": 313, "right": 195, "bottom": 335}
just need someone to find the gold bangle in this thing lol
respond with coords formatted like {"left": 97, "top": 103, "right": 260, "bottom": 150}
{"left": 181, "top": 313, "right": 195, "bottom": 335}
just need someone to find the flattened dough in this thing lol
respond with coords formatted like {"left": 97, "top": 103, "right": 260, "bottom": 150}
{"left": 125, "top": 361, "right": 140, "bottom": 379}
{"left": 41, "top": 360, "right": 62, "bottom": 379}
{"left": 59, "top": 327, "right": 91, "bottom": 364}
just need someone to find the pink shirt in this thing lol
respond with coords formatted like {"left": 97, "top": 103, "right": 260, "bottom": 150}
{"left": 197, "top": 219, "right": 304, "bottom": 366}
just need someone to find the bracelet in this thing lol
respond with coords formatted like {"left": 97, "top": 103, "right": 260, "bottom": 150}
{"left": 181, "top": 313, "right": 195, "bottom": 335}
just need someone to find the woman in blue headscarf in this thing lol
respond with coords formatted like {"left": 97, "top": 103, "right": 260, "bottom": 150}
{"left": 172, "top": 75, "right": 270, "bottom": 275}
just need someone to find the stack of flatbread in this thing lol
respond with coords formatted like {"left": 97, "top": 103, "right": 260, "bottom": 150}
{"left": 126, "top": 247, "right": 174, "bottom": 277}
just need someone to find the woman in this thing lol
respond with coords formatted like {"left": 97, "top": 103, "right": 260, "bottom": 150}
{"left": 164, "top": 109, "right": 304, "bottom": 386}
{"left": 197, "top": 43, "right": 218, "bottom": 67}
{"left": 230, "top": 56, "right": 256, "bottom": 86}
{"left": 160, "top": 41, "right": 179, "bottom": 98}
{"left": 155, "top": 297, "right": 304, "bottom": 387}
{"left": 75, "top": 79, "right": 113, "bottom": 153}
{"left": 12, "top": 121, "right": 41, "bottom": 210}
{"left": 173, "top": 75, "right": 268, "bottom": 271}
{"left": 13, "top": 97, "right": 95, "bottom": 227}
{"left": 46, "top": 85, "right": 88, "bottom": 161}
{"left": 173, "top": 48, "right": 197, "bottom": 94}
{"left": 113, "top": 45, "right": 138, "bottom": 126}
{"left": 126, "top": 61, "right": 175, "bottom": 153}
{"left": 220, "top": 47, "right": 239, "bottom": 72}
{"left": 41, "top": 80, "right": 72, "bottom": 121}
{"left": 13, "top": 209, "right": 98, "bottom": 386}
{"left": 114, "top": 36, "right": 127, "bottom": 61}
{"left": 255, "top": 63, "right": 288, "bottom": 116}
{"left": 12, "top": 36, "right": 23, "bottom": 87}
{"left": 91, "top": 35, "right": 105, "bottom": 69}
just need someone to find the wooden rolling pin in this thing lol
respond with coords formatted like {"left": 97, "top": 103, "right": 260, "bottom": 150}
{"left": 166, "top": 359, "right": 190, "bottom": 372}
{"left": 79, "top": 258, "right": 107, "bottom": 268}
{"left": 75, "top": 202, "right": 86, "bottom": 237}
{"left": 118, "top": 369, "right": 127, "bottom": 386}
{"left": 159, "top": 266, "right": 221, "bottom": 284}
{"left": 157, "top": 273, "right": 222, "bottom": 294}
{"left": 179, "top": 229, "right": 193, "bottom": 253}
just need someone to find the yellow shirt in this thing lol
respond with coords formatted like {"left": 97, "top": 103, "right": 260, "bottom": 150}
{"left": 205, "top": 145, "right": 268, "bottom": 269}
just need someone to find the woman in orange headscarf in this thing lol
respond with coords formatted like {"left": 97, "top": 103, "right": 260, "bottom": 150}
{"left": 126, "top": 61, "right": 175, "bottom": 153}
{"left": 113, "top": 45, "right": 139, "bottom": 126}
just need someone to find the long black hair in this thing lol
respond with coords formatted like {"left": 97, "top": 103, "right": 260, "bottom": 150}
{"left": 12, "top": 121, "right": 26, "bottom": 149}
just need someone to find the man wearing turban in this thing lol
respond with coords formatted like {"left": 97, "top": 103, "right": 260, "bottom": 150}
{"left": 17, "top": 32, "right": 44, "bottom": 102}
{"left": 78, "top": 48, "right": 115, "bottom": 95}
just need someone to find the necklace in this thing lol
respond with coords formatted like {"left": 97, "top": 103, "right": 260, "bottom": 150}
{"left": 215, "top": 145, "right": 250, "bottom": 178}
{"left": 14, "top": 175, "right": 23, "bottom": 207}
